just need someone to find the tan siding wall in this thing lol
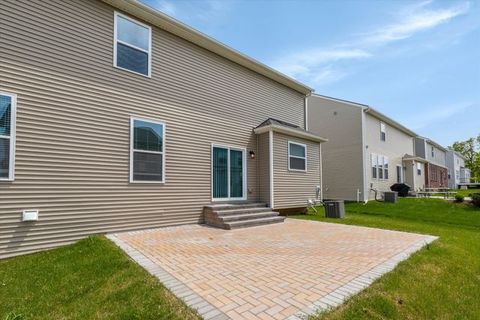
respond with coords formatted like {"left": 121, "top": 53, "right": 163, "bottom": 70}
{"left": 256, "top": 133, "right": 271, "bottom": 206}
{"left": 0, "top": 0, "right": 306, "bottom": 257}
{"left": 307, "top": 96, "right": 364, "bottom": 201}
{"left": 272, "top": 133, "right": 320, "bottom": 209}
{"left": 404, "top": 160, "right": 425, "bottom": 191}
{"left": 365, "top": 114, "right": 414, "bottom": 198}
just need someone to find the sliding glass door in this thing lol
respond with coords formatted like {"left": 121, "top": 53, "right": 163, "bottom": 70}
{"left": 212, "top": 145, "right": 245, "bottom": 200}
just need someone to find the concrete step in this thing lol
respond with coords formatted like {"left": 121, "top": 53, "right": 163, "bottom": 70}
{"left": 212, "top": 207, "right": 273, "bottom": 216}
{"left": 217, "top": 211, "right": 279, "bottom": 223}
{"left": 227, "top": 216, "right": 286, "bottom": 230}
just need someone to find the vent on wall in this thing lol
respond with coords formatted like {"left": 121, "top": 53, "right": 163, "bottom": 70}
{"left": 22, "top": 210, "right": 39, "bottom": 222}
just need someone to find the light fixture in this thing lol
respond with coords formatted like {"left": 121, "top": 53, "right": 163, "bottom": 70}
{"left": 249, "top": 151, "right": 255, "bottom": 159}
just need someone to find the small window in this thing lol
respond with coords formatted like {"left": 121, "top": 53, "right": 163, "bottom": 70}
{"left": 371, "top": 153, "right": 377, "bottom": 179}
{"left": 114, "top": 12, "right": 152, "bottom": 76}
{"left": 130, "top": 117, "right": 165, "bottom": 182}
{"left": 288, "top": 142, "right": 307, "bottom": 171}
{"left": 380, "top": 122, "right": 386, "bottom": 141}
{"left": 431, "top": 146, "right": 435, "bottom": 158}
{"left": 416, "top": 162, "right": 422, "bottom": 175}
{"left": 0, "top": 93, "right": 16, "bottom": 181}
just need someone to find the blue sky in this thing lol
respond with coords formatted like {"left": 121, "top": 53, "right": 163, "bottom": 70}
{"left": 141, "top": 0, "right": 479, "bottom": 146}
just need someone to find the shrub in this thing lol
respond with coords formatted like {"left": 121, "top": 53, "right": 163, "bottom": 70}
{"left": 454, "top": 194, "right": 464, "bottom": 203}
{"left": 472, "top": 193, "right": 480, "bottom": 207}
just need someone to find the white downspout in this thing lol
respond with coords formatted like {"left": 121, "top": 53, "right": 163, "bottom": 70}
{"left": 269, "top": 130, "right": 274, "bottom": 209}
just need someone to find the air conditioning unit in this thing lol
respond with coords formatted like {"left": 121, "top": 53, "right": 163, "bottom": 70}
{"left": 384, "top": 191, "right": 398, "bottom": 203}
{"left": 324, "top": 200, "right": 345, "bottom": 219}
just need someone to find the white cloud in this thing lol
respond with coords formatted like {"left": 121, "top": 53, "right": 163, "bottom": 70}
{"left": 151, "top": 0, "right": 176, "bottom": 17}
{"left": 271, "top": 1, "right": 470, "bottom": 87}
{"left": 362, "top": 2, "right": 470, "bottom": 46}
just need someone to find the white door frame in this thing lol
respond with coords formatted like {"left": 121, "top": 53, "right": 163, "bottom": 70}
{"left": 211, "top": 143, "right": 247, "bottom": 202}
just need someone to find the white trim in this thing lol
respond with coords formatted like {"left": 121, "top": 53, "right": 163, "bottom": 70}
{"left": 113, "top": 11, "right": 152, "bottom": 78}
{"left": 269, "top": 130, "right": 274, "bottom": 208}
{"left": 0, "top": 92, "right": 16, "bottom": 182}
{"left": 288, "top": 141, "right": 307, "bottom": 172}
{"left": 211, "top": 143, "right": 247, "bottom": 202}
{"left": 361, "top": 110, "right": 368, "bottom": 202}
{"left": 319, "top": 143, "right": 323, "bottom": 201}
{"left": 304, "top": 96, "right": 309, "bottom": 131}
{"left": 253, "top": 124, "right": 327, "bottom": 143}
{"left": 129, "top": 116, "right": 166, "bottom": 184}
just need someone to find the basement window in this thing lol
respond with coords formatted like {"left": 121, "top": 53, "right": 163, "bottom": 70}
{"left": 130, "top": 117, "right": 165, "bottom": 183}
{"left": 114, "top": 12, "right": 151, "bottom": 76}
{"left": 0, "top": 93, "right": 16, "bottom": 181}
{"left": 288, "top": 141, "right": 307, "bottom": 171}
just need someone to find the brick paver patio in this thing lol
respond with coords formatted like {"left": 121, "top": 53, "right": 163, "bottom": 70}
{"left": 108, "top": 219, "right": 437, "bottom": 320}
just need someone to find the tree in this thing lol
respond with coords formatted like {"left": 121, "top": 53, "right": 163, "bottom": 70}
{"left": 449, "top": 134, "right": 480, "bottom": 182}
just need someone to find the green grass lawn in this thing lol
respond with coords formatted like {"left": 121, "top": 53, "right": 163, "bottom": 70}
{"left": 292, "top": 198, "right": 480, "bottom": 320}
{"left": 0, "top": 236, "right": 200, "bottom": 320}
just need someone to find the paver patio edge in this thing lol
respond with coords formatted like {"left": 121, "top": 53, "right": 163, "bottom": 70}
{"left": 106, "top": 234, "right": 230, "bottom": 320}
{"left": 288, "top": 235, "right": 439, "bottom": 320}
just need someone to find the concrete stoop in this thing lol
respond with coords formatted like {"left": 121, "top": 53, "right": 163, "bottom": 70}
{"left": 203, "top": 203, "right": 284, "bottom": 229}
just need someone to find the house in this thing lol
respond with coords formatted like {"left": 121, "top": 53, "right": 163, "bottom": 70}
{"left": 446, "top": 150, "right": 471, "bottom": 189}
{"left": 307, "top": 94, "right": 423, "bottom": 201}
{"left": 0, "top": 0, "right": 326, "bottom": 258}
{"left": 414, "top": 137, "right": 448, "bottom": 188}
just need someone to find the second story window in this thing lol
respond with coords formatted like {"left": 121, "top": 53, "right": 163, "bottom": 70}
{"left": 114, "top": 12, "right": 151, "bottom": 77}
{"left": 380, "top": 122, "right": 386, "bottom": 141}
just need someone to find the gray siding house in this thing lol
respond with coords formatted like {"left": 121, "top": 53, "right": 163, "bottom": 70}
{"left": 446, "top": 150, "right": 471, "bottom": 189}
{"left": 414, "top": 137, "right": 448, "bottom": 188}
{"left": 308, "top": 94, "right": 423, "bottom": 201}
{"left": 0, "top": 0, "right": 326, "bottom": 258}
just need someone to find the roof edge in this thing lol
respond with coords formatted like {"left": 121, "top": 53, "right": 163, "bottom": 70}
{"left": 254, "top": 124, "right": 328, "bottom": 143}
{"left": 365, "top": 107, "right": 418, "bottom": 137}
{"left": 102, "top": 0, "right": 313, "bottom": 95}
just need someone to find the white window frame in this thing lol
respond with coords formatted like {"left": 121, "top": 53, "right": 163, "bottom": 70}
{"left": 384, "top": 156, "right": 389, "bottom": 180}
{"left": 288, "top": 141, "right": 307, "bottom": 172}
{"left": 396, "top": 165, "right": 404, "bottom": 183}
{"left": 129, "top": 116, "right": 166, "bottom": 183}
{"left": 0, "top": 92, "right": 16, "bottom": 182}
{"left": 210, "top": 143, "right": 247, "bottom": 202}
{"left": 113, "top": 11, "right": 152, "bottom": 77}
{"left": 371, "top": 153, "right": 389, "bottom": 180}
{"left": 431, "top": 146, "right": 435, "bottom": 158}
{"left": 380, "top": 122, "right": 386, "bottom": 141}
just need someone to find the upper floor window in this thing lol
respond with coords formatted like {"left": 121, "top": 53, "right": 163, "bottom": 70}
{"left": 380, "top": 122, "right": 386, "bottom": 141}
{"left": 288, "top": 142, "right": 307, "bottom": 171}
{"left": 0, "top": 93, "right": 16, "bottom": 181}
{"left": 431, "top": 146, "right": 435, "bottom": 158}
{"left": 114, "top": 12, "right": 151, "bottom": 77}
{"left": 130, "top": 117, "right": 165, "bottom": 183}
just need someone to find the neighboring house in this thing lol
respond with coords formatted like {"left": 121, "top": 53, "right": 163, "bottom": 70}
{"left": 446, "top": 150, "right": 471, "bottom": 189}
{"left": 414, "top": 137, "right": 448, "bottom": 188}
{"left": 0, "top": 0, "right": 326, "bottom": 258}
{"left": 308, "top": 94, "right": 422, "bottom": 201}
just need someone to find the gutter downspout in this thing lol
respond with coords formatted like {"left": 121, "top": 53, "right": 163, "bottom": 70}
{"left": 361, "top": 107, "right": 369, "bottom": 203}
{"left": 269, "top": 130, "right": 274, "bottom": 209}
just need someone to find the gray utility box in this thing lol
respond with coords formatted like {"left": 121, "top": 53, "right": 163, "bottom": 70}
{"left": 384, "top": 191, "right": 398, "bottom": 203}
{"left": 324, "top": 200, "right": 345, "bottom": 219}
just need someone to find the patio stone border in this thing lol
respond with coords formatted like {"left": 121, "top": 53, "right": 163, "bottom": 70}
{"left": 108, "top": 230, "right": 437, "bottom": 320}
{"left": 287, "top": 234, "right": 438, "bottom": 320}
{"left": 106, "top": 233, "right": 229, "bottom": 320}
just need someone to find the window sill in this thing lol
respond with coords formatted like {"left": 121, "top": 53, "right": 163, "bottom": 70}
{"left": 114, "top": 65, "right": 151, "bottom": 78}
{"left": 288, "top": 169, "right": 307, "bottom": 173}
{"left": 129, "top": 180, "right": 165, "bottom": 184}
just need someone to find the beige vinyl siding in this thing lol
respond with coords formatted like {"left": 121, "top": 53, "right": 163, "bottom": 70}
{"left": 0, "top": 0, "right": 305, "bottom": 258}
{"left": 404, "top": 160, "right": 425, "bottom": 191}
{"left": 256, "top": 132, "right": 271, "bottom": 206}
{"left": 307, "top": 96, "right": 364, "bottom": 201}
{"left": 365, "top": 113, "right": 414, "bottom": 198}
{"left": 272, "top": 132, "right": 320, "bottom": 209}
